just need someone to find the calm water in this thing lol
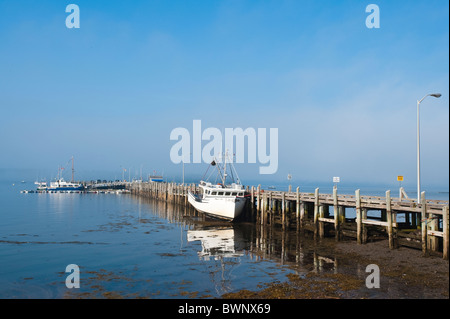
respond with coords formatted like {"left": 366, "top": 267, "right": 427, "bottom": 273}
{"left": 0, "top": 180, "right": 448, "bottom": 299}
{"left": 1, "top": 181, "right": 299, "bottom": 298}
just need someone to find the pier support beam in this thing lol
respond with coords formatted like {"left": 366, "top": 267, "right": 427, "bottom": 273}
{"left": 257, "top": 185, "right": 261, "bottom": 219}
{"left": 269, "top": 191, "right": 273, "bottom": 224}
{"left": 300, "top": 202, "right": 305, "bottom": 233}
{"left": 428, "top": 212, "right": 439, "bottom": 252}
{"left": 314, "top": 188, "right": 319, "bottom": 239}
{"left": 356, "top": 189, "right": 362, "bottom": 244}
{"left": 361, "top": 209, "right": 368, "bottom": 244}
{"left": 261, "top": 192, "right": 268, "bottom": 225}
{"left": 421, "top": 192, "right": 428, "bottom": 256}
{"left": 333, "top": 186, "right": 340, "bottom": 241}
{"left": 443, "top": 206, "right": 449, "bottom": 260}
{"left": 356, "top": 189, "right": 368, "bottom": 244}
{"left": 251, "top": 186, "right": 255, "bottom": 219}
{"left": 386, "top": 190, "right": 397, "bottom": 249}
{"left": 319, "top": 205, "right": 325, "bottom": 238}
{"left": 281, "top": 192, "right": 286, "bottom": 230}
{"left": 295, "top": 187, "right": 300, "bottom": 232}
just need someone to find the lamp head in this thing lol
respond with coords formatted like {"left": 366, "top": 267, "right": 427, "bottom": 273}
{"left": 430, "top": 93, "right": 442, "bottom": 98}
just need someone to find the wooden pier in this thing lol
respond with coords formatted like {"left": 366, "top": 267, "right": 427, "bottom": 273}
{"left": 128, "top": 182, "right": 449, "bottom": 260}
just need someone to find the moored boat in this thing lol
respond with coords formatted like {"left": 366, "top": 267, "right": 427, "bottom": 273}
{"left": 47, "top": 178, "right": 84, "bottom": 191}
{"left": 188, "top": 153, "right": 248, "bottom": 221}
{"left": 34, "top": 157, "right": 84, "bottom": 192}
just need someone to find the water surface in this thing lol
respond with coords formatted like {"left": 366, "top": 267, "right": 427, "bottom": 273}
{"left": 1, "top": 180, "right": 447, "bottom": 299}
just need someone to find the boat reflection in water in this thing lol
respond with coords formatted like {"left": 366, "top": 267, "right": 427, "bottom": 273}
{"left": 137, "top": 196, "right": 343, "bottom": 292}
{"left": 186, "top": 224, "right": 249, "bottom": 295}
{"left": 140, "top": 196, "right": 339, "bottom": 274}
{"left": 187, "top": 227, "right": 244, "bottom": 261}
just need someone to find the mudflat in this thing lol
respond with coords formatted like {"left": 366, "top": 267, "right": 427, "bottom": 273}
{"left": 223, "top": 240, "right": 449, "bottom": 299}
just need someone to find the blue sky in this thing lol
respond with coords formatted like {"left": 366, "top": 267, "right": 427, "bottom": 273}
{"left": 0, "top": 0, "right": 448, "bottom": 191}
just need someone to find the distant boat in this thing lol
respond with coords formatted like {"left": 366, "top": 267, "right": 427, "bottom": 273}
{"left": 35, "top": 158, "right": 84, "bottom": 192}
{"left": 149, "top": 174, "right": 164, "bottom": 182}
{"left": 35, "top": 178, "right": 84, "bottom": 192}
{"left": 188, "top": 153, "right": 248, "bottom": 221}
{"left": 47, "top": 178, "right": 84, "bottom": 191}
{"left": 35, "top": 181, "right": 48, "bottom": 191}
{"left": 268, "top": 185, "right": 276, "bottom": 189}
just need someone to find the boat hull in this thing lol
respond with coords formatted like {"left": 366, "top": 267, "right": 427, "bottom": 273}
{"left": 188, "top": 191, "right": 247, "bottom": 221}
{"left": 46, "top": 186, "right": 84, "bottom": 191}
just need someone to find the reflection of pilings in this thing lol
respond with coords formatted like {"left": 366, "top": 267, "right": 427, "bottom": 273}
{"left": 314, "top": 188, "right": 319, "bottom": 240}
{"left": 253, "top": 223, "right": 339, "bottom": 275}
{"left": 131, "top": 193, "right": 198, "bottom": 228}
{"left": 313, "top": 252, "right": 338, "bottom": 274}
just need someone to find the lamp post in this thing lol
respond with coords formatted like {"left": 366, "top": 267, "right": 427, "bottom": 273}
{"left": 417, "top": 93, "right": 441, "bottom": 203}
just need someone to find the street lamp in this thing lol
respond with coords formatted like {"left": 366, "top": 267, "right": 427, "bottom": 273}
{"left": 417, "top": 93, "right": 441, "bottom": 203}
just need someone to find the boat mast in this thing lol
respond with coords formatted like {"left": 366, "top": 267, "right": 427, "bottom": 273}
{"left": 228, "top": 156, "right": 241, "bottom": 185}
{"left": 222, "top": 150, "right": 228, "bottom": 185}
{"left": 57, "top": 165, "right": 61, "bottom": 185}
{"left": 71, "top": 156, "right": 74, "bottom": 182}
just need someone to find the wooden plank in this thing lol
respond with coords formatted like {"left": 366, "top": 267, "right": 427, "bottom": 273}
{"left": 427, "top": 230, "right": 444, "bottom": 238}
{"left": 318, "top": 217, "right": 335, "bottom": 223}
{"left": 362, "top": 219, "right": 398, "bottom": 227}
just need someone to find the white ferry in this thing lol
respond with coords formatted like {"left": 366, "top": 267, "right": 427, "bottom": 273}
{"left": 46, "top": 178, "right": 84, "bottom": 191}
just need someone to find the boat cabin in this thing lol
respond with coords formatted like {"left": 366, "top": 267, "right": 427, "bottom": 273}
{"left": 199, "top": 181, "right": 245, "bottom": 198}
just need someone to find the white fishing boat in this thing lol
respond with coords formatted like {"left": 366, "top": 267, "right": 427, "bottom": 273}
{"left": 188, "top": 153, "right": 248, "bottom": 221}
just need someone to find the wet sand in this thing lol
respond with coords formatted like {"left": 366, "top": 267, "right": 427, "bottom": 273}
{"left": 334, "top": 240, "right": 449, "bottom": 298}
{"left": 223, "top": 239, "right": 449, "bottom": 299}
